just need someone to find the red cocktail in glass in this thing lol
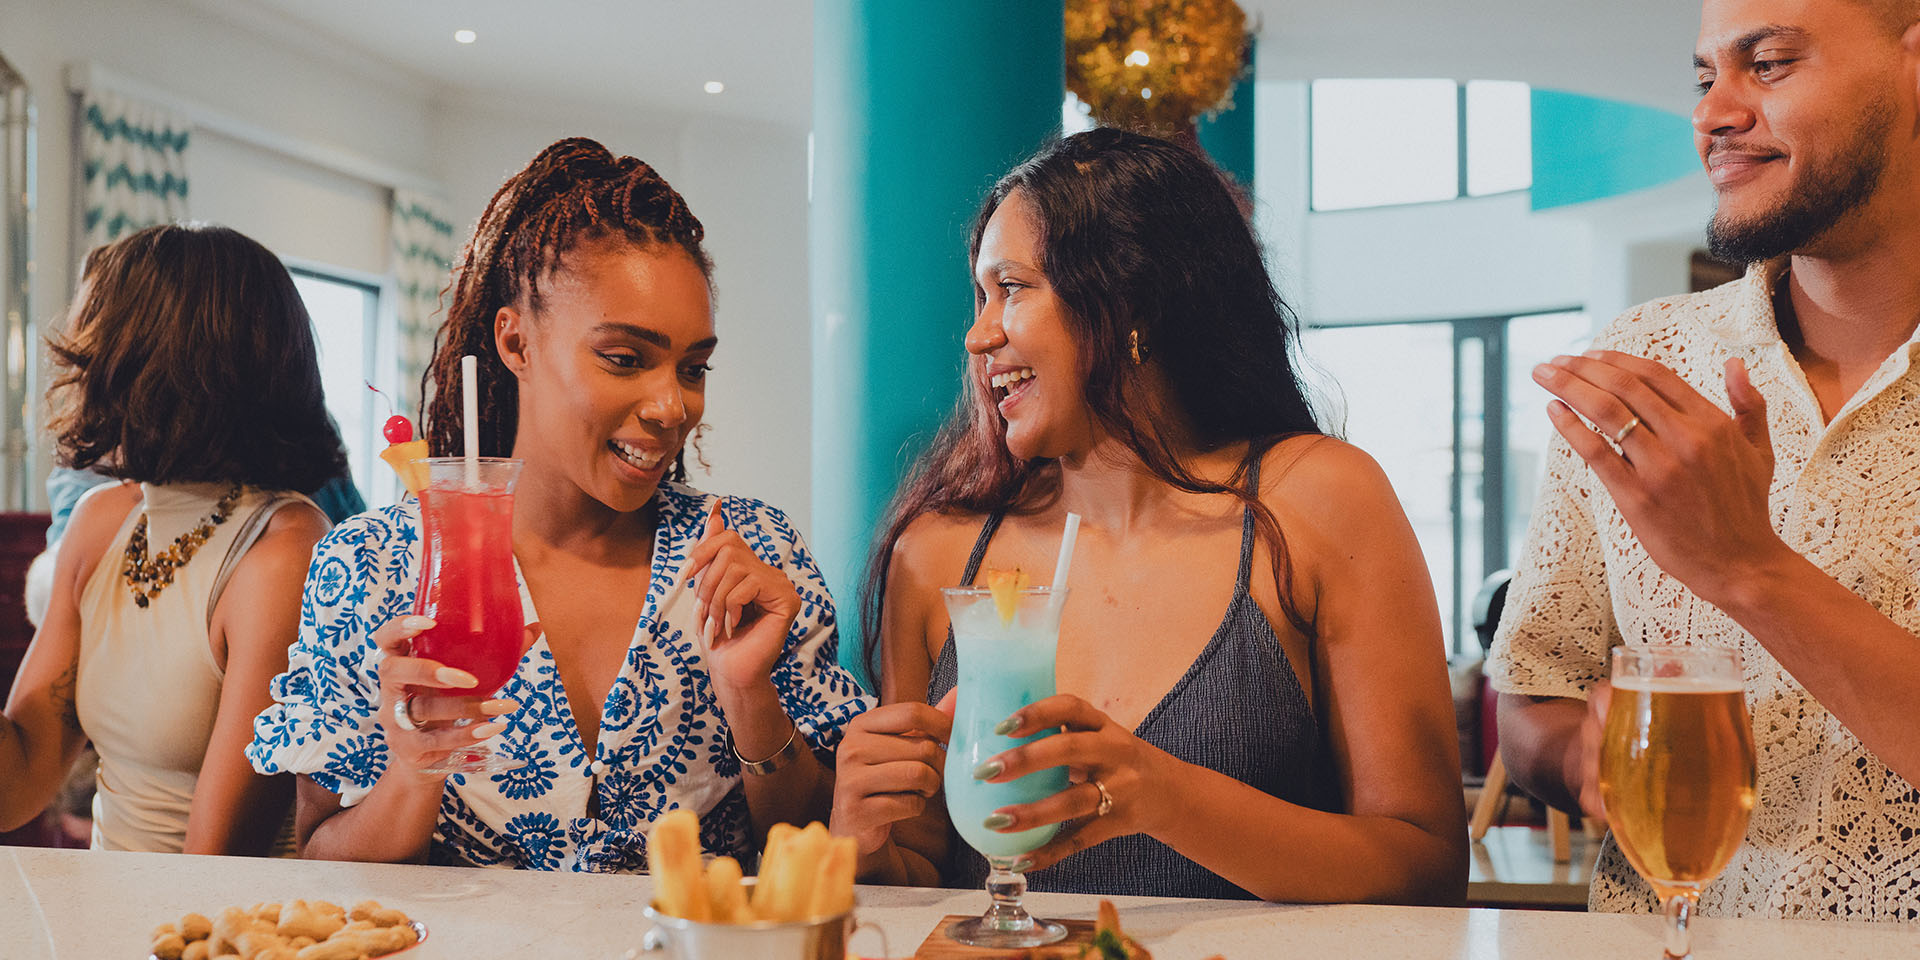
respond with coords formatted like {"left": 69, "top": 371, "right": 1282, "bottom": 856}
{"left": 410, "top": 456, "right": 525, "bottom": 774}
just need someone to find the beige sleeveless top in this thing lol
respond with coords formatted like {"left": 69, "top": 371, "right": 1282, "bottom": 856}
{"left": 75, "top": 482, "right": 314, "bottom": 852}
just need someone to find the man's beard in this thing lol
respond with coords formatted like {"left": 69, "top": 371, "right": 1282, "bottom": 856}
{"left": 1706, "top": 96, "right": 1894, "bottom": 264}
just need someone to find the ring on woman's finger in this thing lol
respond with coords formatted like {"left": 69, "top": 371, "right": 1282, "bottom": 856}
{"left": 1611, "top": 415, "right": 1643, "bottom": 445}
{"left": 1091, "top": 777, "right": 1114, "bottom": 817}
{"left": 392, "top": 693, "right": 423, "bottom": 733}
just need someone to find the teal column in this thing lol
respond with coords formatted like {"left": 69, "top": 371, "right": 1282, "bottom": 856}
{"left": 812, "top": 1, "right": 1065, "bottom": 688}
{"left": 1197, "top": 39, "right": 1256, "bottom": 188}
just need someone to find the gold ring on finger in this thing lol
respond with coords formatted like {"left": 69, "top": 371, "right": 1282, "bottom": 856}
{"left": 1612, "top": 415, "right": 1642, "bottom": 445}
{"left": 1091, "top": 777, "right": 1114, "bottom": 817}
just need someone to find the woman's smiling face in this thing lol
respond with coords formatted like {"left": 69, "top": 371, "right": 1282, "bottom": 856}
{"left": 965, "top": 190, "right": 1098, "bottom": 461}
{"left": 502, "top": 240, "right": 715, "bottom": 512}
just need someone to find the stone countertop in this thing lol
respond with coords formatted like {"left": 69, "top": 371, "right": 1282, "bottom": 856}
{"left": 6, "top": 845, "right": 1915, "bottom": 959}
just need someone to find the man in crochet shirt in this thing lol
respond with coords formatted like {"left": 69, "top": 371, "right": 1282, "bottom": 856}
{"left": 1490, "top": 0, "right": 1920, "bottom": 921}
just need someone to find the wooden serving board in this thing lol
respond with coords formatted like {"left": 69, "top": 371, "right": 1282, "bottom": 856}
{"left": 913, "top": 914, "right": 1099, "bottom": 958}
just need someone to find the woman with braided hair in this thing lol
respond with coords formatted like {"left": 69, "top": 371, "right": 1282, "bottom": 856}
{"left": 248, "top": 138, "right": 872, "bottom": 869}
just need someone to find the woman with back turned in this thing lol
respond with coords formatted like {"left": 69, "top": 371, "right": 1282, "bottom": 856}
{"left": 0, "top": 223, "right": 343, "bottom": 854}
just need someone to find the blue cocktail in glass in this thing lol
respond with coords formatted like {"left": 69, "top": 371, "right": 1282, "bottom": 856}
{"left": 941, "top": 585, "right": 1070, "bottom": 948}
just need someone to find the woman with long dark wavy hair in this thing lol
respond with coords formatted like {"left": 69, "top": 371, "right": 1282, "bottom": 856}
{"left": 829, "top": 128, "right": 1468, "bottom": 903}
{"left": 0, "top": 223, "right": 344, "bottom": 854}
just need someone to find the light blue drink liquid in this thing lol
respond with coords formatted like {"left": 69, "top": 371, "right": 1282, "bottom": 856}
{"left": 943, "top": 588, "right": 1071, "bottom": 861}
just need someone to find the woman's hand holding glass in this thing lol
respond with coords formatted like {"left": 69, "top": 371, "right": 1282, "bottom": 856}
{"left": 972, "top": 693, "right": 1174, "bottom": 873}
{"left": 830, "top": 691, "right": 956, "bottom": 866}
{"left": 371, "top": 615, "right": 533, "bottom": 776}
{"left": 684, "top": 503, "right": 802, "bottom": 697}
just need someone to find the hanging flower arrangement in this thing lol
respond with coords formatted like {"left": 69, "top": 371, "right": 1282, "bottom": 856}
{"left": 1065, "top": 0, "right": 1249, "bottom": 134}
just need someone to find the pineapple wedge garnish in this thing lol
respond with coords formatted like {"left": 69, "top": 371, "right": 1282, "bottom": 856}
{"left": 981, "top": 567, "right": 1031, "bottom": 627}
{"left": 378, "top": 439, "right": 430, "bottom": 495}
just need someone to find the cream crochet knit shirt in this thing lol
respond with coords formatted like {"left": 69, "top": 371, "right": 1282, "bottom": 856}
{"left": 1489, "top": 259, "right": 1920, "bottom": 921}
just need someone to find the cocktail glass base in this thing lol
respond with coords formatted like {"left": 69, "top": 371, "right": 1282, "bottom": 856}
{"left": 417, "top": 743, "right": 524, "bottom": 776}
{"left": 944, "top": 857, "right": 1067, "bottom": 949}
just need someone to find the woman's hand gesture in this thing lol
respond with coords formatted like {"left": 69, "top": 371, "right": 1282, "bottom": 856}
{"left": 685, "top": 500, "right": 801, "bottom": 698}
{"left": 971, "top": 694, "right": 1175, "bottom": 873}
{"left": 370, "top": 615, "right": 535, "bottom": 779}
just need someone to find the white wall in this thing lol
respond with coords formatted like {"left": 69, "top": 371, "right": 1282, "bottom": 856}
{"left": 0, "top": 0, "right": 440, "bottom": 510}
{"left": 1253, "top": 79, "right": 1714, "bottom": 333}
{"left": 430, "top": 95, "right": 815, "bottom": 530}
{"left": 0, "top": 0, "right": 816, "bottom": 530}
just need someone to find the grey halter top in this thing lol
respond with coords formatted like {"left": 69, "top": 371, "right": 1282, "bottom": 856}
{"left": 926, "top": 459, "right": 1337, "bottom": 900}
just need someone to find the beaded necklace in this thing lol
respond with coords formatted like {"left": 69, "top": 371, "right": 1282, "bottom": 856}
{"left": 122, "top": 484, "right": 244, "bottom": 608}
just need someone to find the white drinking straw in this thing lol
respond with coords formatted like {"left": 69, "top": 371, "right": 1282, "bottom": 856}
{"left": 1047, "top": 512, "right": 1081, "bottom": 624}
{"left": 461, "top": 354, "right": 480, "bottom": 487}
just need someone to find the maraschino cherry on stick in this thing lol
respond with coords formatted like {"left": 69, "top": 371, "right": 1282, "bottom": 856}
{"left": 368, "top": 382, "right": 430, "bottom": 495}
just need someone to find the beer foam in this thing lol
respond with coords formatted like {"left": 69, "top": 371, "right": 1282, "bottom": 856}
{"left": 1613, "top": 675, "right": 1742, "bottom": 694}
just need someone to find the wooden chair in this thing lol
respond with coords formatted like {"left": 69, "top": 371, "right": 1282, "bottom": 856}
{"left": 1470, "top": 753, "right": 1572, "bottom": 862}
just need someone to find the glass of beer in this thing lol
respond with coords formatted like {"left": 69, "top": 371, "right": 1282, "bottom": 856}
{"left": 1599, "top": 644, "right": 1756, "bottom": 960}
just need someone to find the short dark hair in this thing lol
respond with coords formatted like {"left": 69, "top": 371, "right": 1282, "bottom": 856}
{"left": 49, "top": 223, "right": 350, "bottom": 494}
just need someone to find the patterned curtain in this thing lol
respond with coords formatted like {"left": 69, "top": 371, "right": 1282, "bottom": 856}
{"left": 80, "top": 88, "right": 190, "bottom": 250}
{"left": 389, "top": 190, "right": 457, "bottom": 419}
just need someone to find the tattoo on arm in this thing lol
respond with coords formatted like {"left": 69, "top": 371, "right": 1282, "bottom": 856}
{"left": 50, "top": 656, "right": 81, "bottom": 732}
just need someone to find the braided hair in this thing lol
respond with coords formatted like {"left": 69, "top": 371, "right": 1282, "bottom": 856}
{"left": 421, "top": 137, "right": 711, "bottom": 478}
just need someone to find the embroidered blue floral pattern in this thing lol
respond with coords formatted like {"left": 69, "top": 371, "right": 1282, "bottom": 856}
{"left": 247, "top": 482, "right": 873, "bottom": 872}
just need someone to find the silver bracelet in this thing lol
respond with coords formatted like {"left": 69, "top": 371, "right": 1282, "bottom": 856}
{"left": 734, "top": 719, "right": 800, "bottom": 775}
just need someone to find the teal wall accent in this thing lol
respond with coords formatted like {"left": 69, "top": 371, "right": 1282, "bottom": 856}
{"left": 1532, "top": 89, "right": 1701, "bottom": 210}
{"left": 1197, "top": 40, "right": 1256, "bottom": 189}
{"left": 812, "top": 1, "right": 1065, "bottom": 689}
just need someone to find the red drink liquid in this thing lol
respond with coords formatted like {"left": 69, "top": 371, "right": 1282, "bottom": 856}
{"left": 412, "top": 482, "right": 523, "bottom": 698}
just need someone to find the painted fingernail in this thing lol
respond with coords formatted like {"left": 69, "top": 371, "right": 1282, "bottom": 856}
{"left": 1551, "top": 355, "right": 1575, "bottom": 367}
{"left": 482, "top": 699, "right": 518, "bottom": 716}
{"left": 982, "top": 813, "right": 1016, "bottom": 830}
{"left": 993, "top": 715, "right": 1021, "bottom": 736}
{"left": 403, "top": 615, "right": 436, "bottom": 631}
{"left": 436, "top": 667, "right": 478, "bottom": 688}
{"left": 725, "top": 610, "right": 739, "bottom": 638}
{"left": 472, "top": 721, "right": 507, "bottom": 739}
{"left": 1012, "top": 857, "right": 1034, "bottom": 872}
{"left": 972, "top": 759, "right": 1003, "bottom": 781}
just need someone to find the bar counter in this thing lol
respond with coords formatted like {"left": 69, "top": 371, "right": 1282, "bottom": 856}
{"left": 4, "top": 845, "right": 1913, "bottom": 958}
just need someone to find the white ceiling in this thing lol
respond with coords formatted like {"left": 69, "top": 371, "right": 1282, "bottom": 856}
{"left": 181, "top": 0, "right": 1704, "bottom": 127}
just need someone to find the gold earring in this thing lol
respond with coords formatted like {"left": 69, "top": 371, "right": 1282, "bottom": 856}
{"left": 1129, "top": 329, "right": 1144, "bottom": 365}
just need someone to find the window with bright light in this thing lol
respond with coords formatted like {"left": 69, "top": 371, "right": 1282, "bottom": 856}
{"left": 1301, "top": 308, "right": 1589, "bottom": 654}
{"left": 1467, "top": 80, "right": 1533, "bottom": 196}
{"left": 1311, "top": 79, "right": 1533, "bottom": 211}
{"left": 1311, "top": 79, "right": 1460, "bottom": 211}
{"left": 291, "top": 269, "right": 380, "bottom": 504}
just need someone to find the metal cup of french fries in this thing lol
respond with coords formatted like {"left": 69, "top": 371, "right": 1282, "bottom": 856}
{"left": 641, "top": 810, "right": 880, "bottom": 960}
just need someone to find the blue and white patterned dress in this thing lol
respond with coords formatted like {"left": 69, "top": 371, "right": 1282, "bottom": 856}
{"left": 246, "top": 481, "right": 873, "bottom": 872}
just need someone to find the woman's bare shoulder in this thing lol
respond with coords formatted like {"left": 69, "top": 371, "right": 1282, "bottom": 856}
{"left": 1260, "top": 435, "right": 1399, "bottom": 518}
{"left": 890, "top": 510, "right": 989, "bottom": 580}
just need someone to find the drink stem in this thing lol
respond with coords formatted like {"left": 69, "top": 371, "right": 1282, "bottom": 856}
{"left": 979, "top": 857, "right": 1038, "bottom": 933}
{"left": 1663, "top": 892, "right": 1695, "bottom": 959}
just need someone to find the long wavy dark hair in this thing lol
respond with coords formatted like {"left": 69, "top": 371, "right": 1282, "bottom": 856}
{"left": 48, "top": 223, "right": 349, "bottom": 493}
{"left": 860, "top": 128, "right": 1326, "bottom": 675}
{"left": 421, "top": 137, "right": 712, "bottom": 473}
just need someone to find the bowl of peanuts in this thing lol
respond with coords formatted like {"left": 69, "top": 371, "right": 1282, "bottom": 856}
{"left": 147, "top": 899, "right": 424, "bottom": 960}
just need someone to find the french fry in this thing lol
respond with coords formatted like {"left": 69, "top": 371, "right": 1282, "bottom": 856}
{"left": 704, "top": 856, "right": 749, "bottom": 924}
{"left": 750, "top": 822, "right": 800, "bottom": 920}
{"left": 647, "top": 809, "right": 712, "bottom": 922}
{"left": 806, "top": 835, "right": 857, "bottom": 919}
{"left": 767, "top": 822, "right": 830, "bottom": 922}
